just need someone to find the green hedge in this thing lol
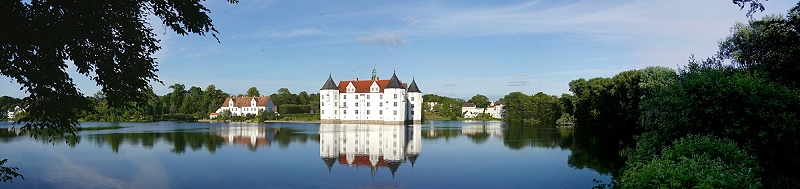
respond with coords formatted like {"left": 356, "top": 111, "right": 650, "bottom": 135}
{"left": 278, "top": 104, "right": 311, "bottom": 114}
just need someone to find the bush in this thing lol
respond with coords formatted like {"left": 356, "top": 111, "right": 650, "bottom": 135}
{"left": 622, "top": 135, "right": 762, "bottom": 189}
{"left": 635, "top": 59, "right": 800, "bottom": 182}
{"left": 555, "top": 113, "right": 575, "bottom": 125}
{"left": 278, "top": 104, "right": 310, "bottom": 114}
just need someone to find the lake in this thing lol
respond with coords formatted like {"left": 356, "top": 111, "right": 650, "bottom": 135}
{"left": 0, "top": 120, "right": 623, "bottom": 188}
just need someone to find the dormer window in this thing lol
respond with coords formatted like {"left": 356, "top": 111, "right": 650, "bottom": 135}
{"left": 229, "top": 99, "right": 234, "bottom": 107}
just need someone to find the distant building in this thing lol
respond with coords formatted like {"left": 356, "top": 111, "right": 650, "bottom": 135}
{"left": 6, "top": 106, "right": 24, "bottom": 119}
{"left": 462, "top": 102, "right": 505, "bottom": 119}
{"left": 484, "top": 103, "right": 506, "bottom": 119}
{"left": 320, "top": 69, "right": 423, "bottom": 124}
{"left": 425, "top": 102, "right": 439, "bottom": 111}
{"left": 461, "top": 103, "right": 483, "bottom": 118}
{"left": 211, "top": 96, "right": 275, "bottom": 118}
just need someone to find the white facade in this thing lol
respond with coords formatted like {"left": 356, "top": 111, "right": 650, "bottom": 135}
{"left": 319, "top": 124, "right": 422, "bottom": 174}
{"left": 213, "top": 96, "right": 275, "bottom": 117}
{"left": 462, "top": 102, "right": 505, "bottom": 119}
{"left": 6, "top": 106, "right": 24, "bottom": 119}
{"left": 320, "top": 71, "right": 422, "bottom": 124}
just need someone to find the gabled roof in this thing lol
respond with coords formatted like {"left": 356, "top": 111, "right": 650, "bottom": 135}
{"left": 462, "top": 102, "right": 476, "bottom": 107}
{"left": 337, "top": 80, "right": 407, "bottom": 93}
{"left": 407, "top": 78, "right": 421, "bottom": 93}
{"left": 385, "top": 72, "right": 404, "bottom": 89}
{"left": 321, "top": 74, "right": 339, "bottom": 90}
{"left": 220, "top": 96, "right": 272, "bottom": 108}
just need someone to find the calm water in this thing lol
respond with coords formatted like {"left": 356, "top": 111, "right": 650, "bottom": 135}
{"left": 0, "top": 121, "right": 622, "bottom": 188}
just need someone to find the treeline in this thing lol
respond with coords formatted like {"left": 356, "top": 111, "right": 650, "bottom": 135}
{"left": 422, "top": 94, "right": 465, "bottom": 120}
{"left": 502, "top": 92, "right": 567, "bottom": 123}
{"left": 578, "top": 10, "right": 800, "bottom": 188}
{"left": 269, "top": 88, "right": 320, "bottom": 115}
{"left": 79, "top": 84, "right": 230, "bottom": 122}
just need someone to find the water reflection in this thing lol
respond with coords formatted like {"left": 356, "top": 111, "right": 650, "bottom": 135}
{"left": 421, "top": 121, "right": 625, "bottom": 177}
{"left": 319, "top": 124, "right": 422, "bottom": 176}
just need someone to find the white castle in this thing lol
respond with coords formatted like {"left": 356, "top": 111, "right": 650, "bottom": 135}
{"left": 319, "top": 69, "right": 422, "bottom": 124}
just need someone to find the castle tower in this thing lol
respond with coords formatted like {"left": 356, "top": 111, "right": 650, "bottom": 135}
{"left": 383, "top": 71, "right": 406, "bottom": 124}
{"left": 406, "top": 78, "right": 423, "bottom": 123}
{"left": 320, "top": 74, "right": 340, "bottom": 121}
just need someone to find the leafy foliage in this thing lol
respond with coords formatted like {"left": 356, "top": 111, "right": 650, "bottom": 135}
{"left": 0, "top": 159, "right": 23, "bottom": 183}
{"left": 622, "top": 135, "right": 762, "bottom": 189}
{"left": 246, "top": 87, "right": 260, "bottom": 97}
{"left": 719, "top": 13, "right": 800, "bottom": 89}
{"left": 634, "top": 58, "right": 800, "bottom": 187}
{"left": 0, "top": 0, "right": 238, "bottom": 137}
{"left": 467, "top": 94, "right": 490, "bottom": 109}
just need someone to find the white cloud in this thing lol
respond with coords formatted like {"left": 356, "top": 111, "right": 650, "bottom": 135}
{"left": 357, "top": 33, "right": 408, "bottom": 46}
{"left": 251, "top": 28, "right": 326, "bottom": 39}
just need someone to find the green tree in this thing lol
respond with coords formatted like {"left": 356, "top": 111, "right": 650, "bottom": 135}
{"left": 246, "top": 87, "right": 260, "bottom": 97}
{"left": 634, "top": 58, "right": 800, "bottom": 187}
{"left": 718, "top": 12, "right": 800, "bottom": 89}
{"left": 468, "top": 94, "right": 491, "bottom": 108}
{"left": 204, "top": 84, "right": 229, "bottom": 114}
{"left": 218, "top": 109, "right": 232, "bottom": 121}
{"left": 622, "top": 135, "right": 762, "bottom": 189}
{"left": 1, "top": 0, "right": 238, "bottom": 137}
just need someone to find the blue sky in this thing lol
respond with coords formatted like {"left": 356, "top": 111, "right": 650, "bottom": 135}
{"left": 2, "top": 0, "right": 798, "bottom": 100}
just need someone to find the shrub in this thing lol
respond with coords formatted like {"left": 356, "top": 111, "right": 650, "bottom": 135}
{"left": 622, "top": 135, "right": 762, "bottom": 189}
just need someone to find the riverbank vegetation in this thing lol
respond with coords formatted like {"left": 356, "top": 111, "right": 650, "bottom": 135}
{"left": 587, "top": 6, "right": 800, "bottom": 188}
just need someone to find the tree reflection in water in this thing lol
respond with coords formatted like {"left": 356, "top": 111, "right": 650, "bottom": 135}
{"left": 420, "top": 121, "right": 624, "bottom": 178}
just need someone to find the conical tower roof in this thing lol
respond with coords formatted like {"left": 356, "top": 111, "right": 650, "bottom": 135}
{"left": 387, "top": 161, "right": 401, "bottom": 178}
{"left": 407, "top": 78, "right": 421, "bottom": 93}
{"left": 385, "top": 71, "right": 405, "bottom": 89}
{"left": 322, "top": 157, "right": 337, "bottom": 171}
{"left": 320, "top": 74, "right": 338, "bottom": 90}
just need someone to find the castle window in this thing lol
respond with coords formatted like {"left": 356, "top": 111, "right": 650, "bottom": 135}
{"left": 379, "top": 102, "right": 383, "bottom": 107}
{"left": 344, "top": 110, "right": 347, "bottom": 114}
{"left": 412, "top": 111, "right": 414, "bottom": 115}
{"left": 355, "top": 102, "right": 359, "bottom": 107}
{"left": 394, "top": 94, "right": 397, "bottom": 99}
{"left": 343, "top": 102, "right": 347, "bottom": 107}
{"left": 366, "top": 102, "right": 370, "bottom": 107}
{"left": 394, "top": 102, "right": 397, "bottom": 107}
{"left": 380, "top": 94, "right": 383, "bottom": 99}
{"left": 411, "top": 97, "right": 414, "bottom": 101}
{"left": 367, "top": 95, "right": 370, "bottom": 99}
{"left": 321, "top": 102, "right": 324, "bottom": 106}
{"left": 335, "top": 110, "right": 337, "bottom": 114}
{"left": 379, "top": 110, "right": 383, "bottom": 115}
{"left": 393, "top": 110, "right": 397, "bottom": 115}
{"left": 367, "top": 110, "right": 370, "bottom": 115}
{"left": 355, "top": 95, "right": 358, "bottom": 99}
{"left": 343, "top": 95, "right": 346, "bottom": 99}
{"left": 322, "top": 110, "right": 324, "bottom": 114}
{"left": 355, "top": 110, "right": 358, "bottom": 114}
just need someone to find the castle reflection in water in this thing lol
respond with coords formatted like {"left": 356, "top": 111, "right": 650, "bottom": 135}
{"left": 319, "top": 124, "right": 422, "bottom": 176}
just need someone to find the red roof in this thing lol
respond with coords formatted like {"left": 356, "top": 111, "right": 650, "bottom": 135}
{"left": 338, "top": 80, "right": 407, "bottom": 93}
{"left": 220, "top": 96, "right": 272, "bottom": 108}
{"left": 338, "top": 154, "right": 389, "bottom": 167}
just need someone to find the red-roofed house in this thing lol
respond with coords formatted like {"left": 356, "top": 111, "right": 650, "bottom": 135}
{"left": 211, "top": 96, "right": 275, "bottom": 118}
{"left": 320, "top": 69, "right": 423, "bottom": 124}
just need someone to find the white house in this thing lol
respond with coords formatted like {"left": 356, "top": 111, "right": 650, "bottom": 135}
{"left": 485, "top": 103, "right": 506, "bottom": 119}
{"left": 462, "top": 102, "right": 505, "bottom": 119}
{"left": 320, "top": 69, "right": 422, "bottom": 124}
{"left": 461, "top": 103, "right": 484, "bottom": 118}
{"left": 6, "top": 106, "right": 24, "bottom": 119}
{"left": 211, "top": 96, "right": 275, "bottom": 118}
